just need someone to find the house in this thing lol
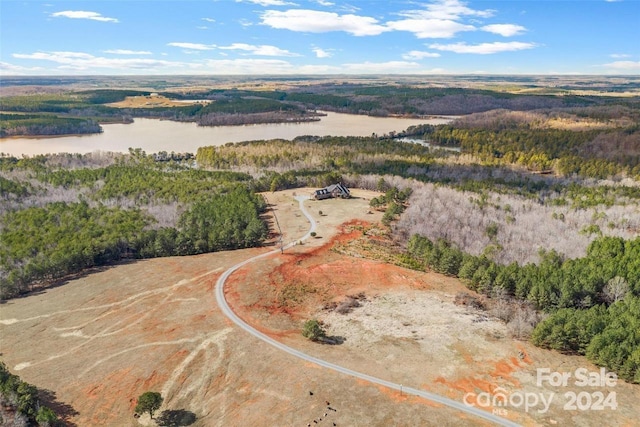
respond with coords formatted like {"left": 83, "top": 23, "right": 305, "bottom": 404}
{"left": 314, "top": 183, "right": 350, "bottom": 200}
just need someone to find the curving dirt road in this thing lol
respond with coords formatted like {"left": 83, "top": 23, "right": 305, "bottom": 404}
{"left": 215, "top": 195, "right": 521, "bottom": 427}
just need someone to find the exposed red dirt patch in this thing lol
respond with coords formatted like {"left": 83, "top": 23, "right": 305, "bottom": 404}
{"left": 225, "top": 221, "right": 435, "bottom": 337}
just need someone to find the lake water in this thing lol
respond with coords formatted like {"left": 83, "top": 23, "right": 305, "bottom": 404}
{"left": 0, "top": 112, "right": 453, "bottom": 156}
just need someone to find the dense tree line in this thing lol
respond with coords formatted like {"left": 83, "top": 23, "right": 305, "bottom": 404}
{"left": 404, "top": 234, "right": 640, "bottom": 382}
{"left": 0, "top": 94, "right": 102, "bottom": 114}
{"left": 250, "top": 85, "right": 598, "bottom": 116}
{"left": 196, "top": 135, "right": 434, "bottom": 171}
{"left": 532, "top": 297, "right": 640, "bottom": 383}
{"left": 0, "top": 113, "right": 102, "bottom": 137}
{"left": 0, "top": 201, "right": 153, "bottom": 298}
{"left": 0, "top": 176, "right": 32, "bottom": 199}
{"left": 0, "top": 152, "right": 270, "bottom": 300}
{"left": 0, "top": 186, "right": 268, "bottom": 299}
{"left": 0, "top": 362, "right": 59, "bottom": 426}
{"left": 76, "top": 89, "right": 152, "bottom": 104}
{"left": 175, "top": 187, "right": 267, "bottom": 253}
{"left": 198, "top": 97, "right": 300, "bottom": 115}
{"left": 37, "top": 163, "right": 252, "bottom": 204}
{"left": 197, "top": 111, "right": 321, "bottom": 126}
{"left": 417, "top": 122, "right": 640, "bottom": 179}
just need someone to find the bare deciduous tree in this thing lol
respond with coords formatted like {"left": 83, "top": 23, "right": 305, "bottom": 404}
{"left": 603, "top": 276, "right": 629, "bottom": 304}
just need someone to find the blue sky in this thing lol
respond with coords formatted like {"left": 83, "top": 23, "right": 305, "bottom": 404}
{"left": 1, "top": 0, "right": 639, "bottom": 75}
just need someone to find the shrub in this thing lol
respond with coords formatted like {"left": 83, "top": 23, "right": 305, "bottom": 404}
{"left": 302, "top": 319, "right": 326, "bottom": 342}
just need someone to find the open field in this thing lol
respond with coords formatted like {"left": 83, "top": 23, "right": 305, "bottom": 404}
{"left": 1, "top": 188, "right": 638, "bottom": 426}
{"left": 106, "top": 95, "right": 209, "bottom": 108}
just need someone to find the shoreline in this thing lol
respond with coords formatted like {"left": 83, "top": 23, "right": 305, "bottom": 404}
{"left": 0, "top": 111, "right": 455, "bottom": 142}
{"left": 0, "top": 113, "right": 455, "bottom": 156}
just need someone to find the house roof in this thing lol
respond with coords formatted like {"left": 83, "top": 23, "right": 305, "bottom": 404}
{"left": 315, "top": 183, "right": 349, "bottom": 195}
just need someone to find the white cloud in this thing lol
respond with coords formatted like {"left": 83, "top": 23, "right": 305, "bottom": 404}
{"left": 482, "top": 24, "right": 526, "bottom": 37}
{"left": 0, "top": 61, "right": 44, "bottom": 75}
{"left": 402, "top": 50, "right": 441, "bottom": 60}
{"left": 202, "top": 18, "right": 216, "bottom": 22}
{"left": 168, "top": 42, "right": 216, "bottom": 50}
{"left": 218, "top": 43, "right": 299, "bottom": 56}
{"left": 397, "top": 0, "right": 494, "bottom": 21}
{"left": 386, "top": 18, "right": 475, "bottom": 38}
{"left": 104, "top": 49, "right": 152, "bottom": 55}
{"left": 261, "top": 2, "right": 524, "bottom": 41}
{"left": 51, "top": 10, "right": 118, "bottom": 23}
{"left": 610, "top": 53, "right": 631, "bottom": 59}
{"left": 386, "top": 0, "right": 502, "bottom": 39}
{"left": 14, "top": 51, "right": 94, "bottom": 60}
{"left": 261, "top": 9, "right": 388, "bottom": 36}
{"left": 601, "top": 61, "right": 640, "bottom": 70}
{"left": 429, "top": 41, "right": 537, "bottom": 54}
{"left": 312, "top": 47, "right": 332, "bottom": 58}
{"left": 342, "top": 61, "right": 421, "bottom": 73}
{"left": 12, "top": 51, "right": 191, "bottom": 72}
{"left": 314, "top": 0, "right": 334, "bottom": 6}
{"left": 240, "top": 0, "right": 298, "bottom": 6}
{"left": 197, "top": 26, "right": 209, "bottom": 30}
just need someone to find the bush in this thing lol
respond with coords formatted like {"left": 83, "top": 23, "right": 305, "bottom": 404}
{"left": 302, "top": 319, "right": 326, "bottom": 342}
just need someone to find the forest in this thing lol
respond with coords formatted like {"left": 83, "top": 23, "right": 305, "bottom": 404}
{"left": 0, "top": 113, "right": 102, "bottom": 137}
{"left": 0, "top": 153, "right": 268, "bottom": 299}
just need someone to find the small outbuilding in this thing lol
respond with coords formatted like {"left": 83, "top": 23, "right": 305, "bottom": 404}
{"left": 314, "top": 183, "right": 350, "bottom": 200}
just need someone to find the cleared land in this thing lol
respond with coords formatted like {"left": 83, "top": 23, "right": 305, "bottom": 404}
{"left": 107, "top": 95, "right": 209, "bottom": 108}
{"left": 1, "top": 188, "right": 638, "bottom": 426}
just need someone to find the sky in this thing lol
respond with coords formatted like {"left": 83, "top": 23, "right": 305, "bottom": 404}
{"left": 1, "top": 0, "right": 639, "bottom": 75}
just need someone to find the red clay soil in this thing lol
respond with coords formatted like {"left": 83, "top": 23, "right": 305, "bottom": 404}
{"left": 434, "top": 352, "right": 531, "bottom": 398}
{"left": 225, "top": 219, "right": 437, "bottom": 336}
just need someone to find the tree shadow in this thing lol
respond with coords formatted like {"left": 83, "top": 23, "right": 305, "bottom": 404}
{"left": 9, "top": 261, "right": 136, "bottom": 301}
{"left": 156, "top": 409, "right": 197, "bottom": 426}
{"left": 39, "top": 389, "right": 79, "bottom": 427}
{"left": 320, "top": 335, "right": 346, "bottom": 345}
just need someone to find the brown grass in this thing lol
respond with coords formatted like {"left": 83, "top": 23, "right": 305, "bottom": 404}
{"left": 106, "top": 95, "right": 208, "bottom": 108}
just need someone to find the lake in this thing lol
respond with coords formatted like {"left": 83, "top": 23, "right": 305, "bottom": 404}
{"left": 0, "top": 112, "right": 454, "bottom": 156}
